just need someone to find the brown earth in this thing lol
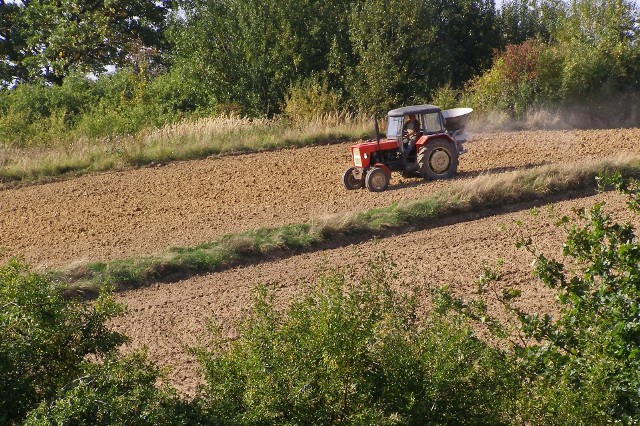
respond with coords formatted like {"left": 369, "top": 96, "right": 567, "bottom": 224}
{"left": 111, "top": 191, "right": 637, "bottom": 396}
{"left": 1, "top": 128, "right": 639, "bottom": 396}
{"left": 0, "top": 128, "right": 638, "bottom": 268}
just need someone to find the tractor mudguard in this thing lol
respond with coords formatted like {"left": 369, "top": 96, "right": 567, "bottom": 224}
{"left": 373, "top": 163, "right": 392, "bottom": 178}
{"left": 416, "top": 134, "right": 456, "bottom": 152}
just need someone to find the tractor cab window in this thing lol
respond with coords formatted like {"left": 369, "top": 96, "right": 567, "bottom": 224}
{"left": 423, "top": 112, "right": 444, "bottom": 133}
{"left": 386, "top": 116, "right": 404, "bottom": 140}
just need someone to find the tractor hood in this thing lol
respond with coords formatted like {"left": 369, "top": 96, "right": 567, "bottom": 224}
{"left": 442, "top": 108, "right": 473, "bottom": 132}
{"left": 351, "top": 138, "right": 398, "bottom": 152}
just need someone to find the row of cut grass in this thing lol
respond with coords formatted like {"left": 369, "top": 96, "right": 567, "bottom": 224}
{"left": 0, "top": 113, "right": 371, "bottom": 187}
{"left": 59, "top": 154, "right": 640, "bottom": 296}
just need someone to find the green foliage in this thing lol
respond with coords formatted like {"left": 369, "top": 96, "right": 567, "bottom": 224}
{"left": 438, "top": 173, "right": 640, "bottom": 423}
{"left": 169, "top": 0, "right": 498, "bottom": 116}
{"left": 429, "top": 85, "right": 460, "bottom": 110}
{"left": 3, "top": 0, "right": 640, "bottom": 150}
{"left": 24, "top": 353, "right": 200, "bottom": 426}
{"left": 0, "top": 259, "right": 203, "bottom": 425}
{"left": 516, "top": 173, "right": 640, "bottom": 421}
{"left": 2, "top": 0, "right": 170, "bottom": 85}
{"left": 0, "top": 69, "right": 183, "bottom": 147}
{"left": 512, "top": 181, "right": 640, "bottom": 422}
{"left": 169, "top": 0, "right": 354, "bottom": 116}
{"left": 498, "top": 0, "right": 567, "bottom": 46}
{"left": 556, "top": 0, "right": 638, "bottom": 46}
{"left": 464, "top": 39, "right": 544, "bottom": 116}
{"left": 465, "top": 0, "right": 640, "bottom": 119}
{"left": 194, "top": 257, "right": 513, "bottom": 425}
{"left": 347, "top": 0, "right": 498, "bottom": 113}
{"left": 0, "top": 0, "right": 30, "bottom": 86}
{"left": 283, "top": 77, "right": 342, "bottom": 122}
{"left": 0, "top": 259, "right": 126, "bottom": 424}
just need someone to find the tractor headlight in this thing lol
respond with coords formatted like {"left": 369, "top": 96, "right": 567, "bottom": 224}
{"left": 353, "top": 149, "right": 362, "bottom": 167}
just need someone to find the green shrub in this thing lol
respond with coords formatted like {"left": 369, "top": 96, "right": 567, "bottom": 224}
{"left": 147, "top": 67, "right": 217, "bottom": 115}
{"left": 24, "top": 353, "right": 201, "bottom": 426}
{"left": 0, "top": 69, "right": 186, "bottom": 147}
{"left": 283, "top": 77, "right": 342, "bottom": 122}
{"left": 463, "top": 36, "right": 640, "bottom": 121}
{"left": 0, "top": 259, "right": 126, "bottom": 424}
{"left": 514, "top": 174, "right": 640, "bottom": 422}
{"left": 438, "top": 173, "right": 640, "bottom": 423}
{"left": 194, "top": 256, "right": 514, "bottom": 425}
{"left": 429, "top": 85, "right": 460, "bottom": 110}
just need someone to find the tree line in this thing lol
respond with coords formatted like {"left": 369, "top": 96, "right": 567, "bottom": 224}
{"left": 1, "top": 0, "right": 639, "bottom": 143}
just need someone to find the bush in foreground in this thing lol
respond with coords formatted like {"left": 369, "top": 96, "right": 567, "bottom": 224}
{"left": 24, "top": 353, "right": 198, "bottom": 426}
{"left": 438, "top": 173, "right": 640, "bottom": 423}
{"left": 194, "top": 257, "right": 514, "bottom": 425}
{"left": 517, "top": 174, "right": 640, "bottom": 423}
{"left": 0, "top": 260, "right": 199, "bottom": 425}
{"left": 0, "top": 260, "right": 126, "bottom": 423}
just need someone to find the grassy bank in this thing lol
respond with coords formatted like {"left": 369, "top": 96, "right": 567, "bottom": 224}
{"left": 60, "top": 155, "right": 640, "bottom": 295}
{"left": 0, "top": 114, "right": 371, "bottom": 187}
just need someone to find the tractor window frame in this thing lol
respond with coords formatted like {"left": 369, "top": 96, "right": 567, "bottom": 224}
{"left": 423, "top": 112, "right": 444, "bottom": 134}
{"left": 386, "top": 116, "right": 404, "bottom": 140}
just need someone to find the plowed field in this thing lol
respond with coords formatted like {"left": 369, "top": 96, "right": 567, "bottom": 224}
{"left": 2, "top": 128, "right": 639, "bottom": 395}
{"left": 1, "top": 128, "right": 638, "bottom": 268}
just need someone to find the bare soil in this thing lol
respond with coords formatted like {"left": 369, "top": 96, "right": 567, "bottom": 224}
{"left": 1, "top": 128, "right": 639, "bottom": 396}
{"left": 1, "top": 128, "right": 638, "bottom": 268}
{"left": 111, "top": 191, "right": 636, "bottom": 396}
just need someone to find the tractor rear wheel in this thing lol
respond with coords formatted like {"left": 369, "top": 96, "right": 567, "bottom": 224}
{"left": 417, "top": 140, "right": 459, "bottom": 180}
{"left": 365, "top": 167, "right": 389, "bottom": 192}
{"left": 342, "top": 167, "right": 364, "bottom": 190}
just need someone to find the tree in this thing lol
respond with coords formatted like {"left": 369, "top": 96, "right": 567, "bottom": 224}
{"left": 0, "top": 0, "right": 30, "bottom": 86}
{"left": 557, "top": 0, "right": 639, "bottom": 46}
{"left": 498, "top": 0, "right": 567, "bottom": 46}
{"left": 1, "top": 0, "right": 171, "bottom": 86}
{"left": 347, "top": 0, "right": 498, "bottom": 112}
{"left": 170, "top": 0, "right": 355, "bottom": 116}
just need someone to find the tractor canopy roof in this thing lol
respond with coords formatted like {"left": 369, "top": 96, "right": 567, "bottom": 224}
{"left": 388, "top": 104, "right": 441, "bottom": 117}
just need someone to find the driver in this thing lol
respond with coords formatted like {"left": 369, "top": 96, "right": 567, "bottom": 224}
{"left": 403, "top": 114, "right": 420, "bottom": 154}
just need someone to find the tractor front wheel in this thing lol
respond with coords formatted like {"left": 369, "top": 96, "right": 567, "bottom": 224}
{"left": 417, "top": 140, "right": 459, "bottom": 180}
{"left": 365, "top": 167, "right": 389, "bottom": 192}
{"left": 342, "top": 167, "right": 364, "bottom": 190}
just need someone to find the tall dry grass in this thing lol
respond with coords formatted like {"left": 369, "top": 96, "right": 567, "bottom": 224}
{"left": 0, "top": 113, "right": 371, "bottom": 186}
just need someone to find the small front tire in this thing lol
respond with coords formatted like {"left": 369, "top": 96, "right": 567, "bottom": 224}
{"left": 365, "top": 167, "right": 389, "bottom": 192}
{"left": 342, "top": 167, "right": 364, "bottom": 190}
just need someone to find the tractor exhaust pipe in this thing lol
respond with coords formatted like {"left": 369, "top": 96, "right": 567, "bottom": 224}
{"left": 374, "top": 115, "right": 381, "bottom": 152}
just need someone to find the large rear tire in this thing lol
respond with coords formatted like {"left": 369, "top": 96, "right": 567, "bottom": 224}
{"left": 365, "top": 167, "right": 389, "bottom": 192}
{"left": 417, "top": 140, "right": 458, "bottom": 180}
{"left": 342, "top": 167, "right": 364, "bottom": 190}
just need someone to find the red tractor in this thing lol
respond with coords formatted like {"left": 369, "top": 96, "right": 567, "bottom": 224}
{"left": 342, "top": 104, "right": 472, "bottom": 192}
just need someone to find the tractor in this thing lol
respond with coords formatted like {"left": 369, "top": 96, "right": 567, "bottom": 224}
{"left": 342, "top": 104, "right": 473, "bottom": 192}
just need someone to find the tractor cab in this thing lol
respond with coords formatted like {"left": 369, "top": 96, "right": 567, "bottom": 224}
{"left": 386, "top": 105, "right": 448, "bottom": 157}
{"left": 342, "top": 104, "right": 472, "bottom": 192}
